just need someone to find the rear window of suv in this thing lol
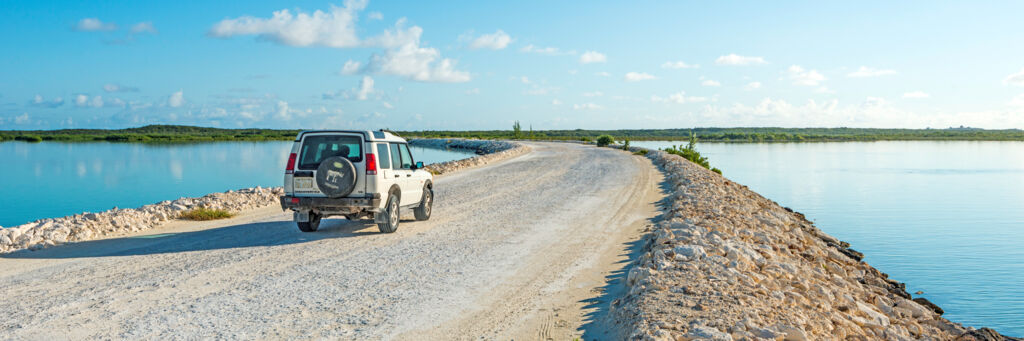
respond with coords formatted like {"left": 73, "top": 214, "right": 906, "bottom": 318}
{"left": 298, "top": 135, "right": 362, "bottom": 169}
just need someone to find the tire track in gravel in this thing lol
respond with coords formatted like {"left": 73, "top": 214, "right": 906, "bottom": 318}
{"left": 0, "top": 142, "right": 663, "bottom": 340}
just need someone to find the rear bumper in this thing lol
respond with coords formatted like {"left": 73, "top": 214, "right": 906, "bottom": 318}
{"left": 279, "top": 195, "right": 381, "bottom": 211}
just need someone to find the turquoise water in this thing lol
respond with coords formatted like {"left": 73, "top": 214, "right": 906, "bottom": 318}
{"left": 633, "top": 141, "right": 1024, "bottom": 335}
{"left": 0, "top": 142, "right": 474, "bottom": 227}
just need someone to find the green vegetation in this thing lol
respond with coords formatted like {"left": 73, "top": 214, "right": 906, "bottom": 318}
{"left": 2, "top": 124, "right": 1023, "bottom": 144}
{"left": 662, "top": 133, "right": 722, "bottom": 174}
{"left": 596, "top": 135, "right": 614, "bottom": 147}
{"left": 632, "top": 149, "right": 648, "bottom": 156}
{"left": 178, "top": 208, "right": 235, "bottom": 221}
{"left": 621, "top": 139, "right": 630, "bottom": 150}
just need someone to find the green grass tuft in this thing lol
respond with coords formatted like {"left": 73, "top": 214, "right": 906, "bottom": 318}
{"left": 179, "top": 208, "right": 235, "bottom": 221}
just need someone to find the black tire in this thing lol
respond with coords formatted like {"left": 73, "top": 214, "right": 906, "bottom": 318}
{"left": 377, "top": 193, "right": 400, "bottom": 233}
{"left": 315, "top": 156, "right": 357, "bottom": 198}
{"left": 297, "top": 212, "right": 321, "bottom": 232}
{"left": 414, "top": 185, "right": 433, "bottom": 221}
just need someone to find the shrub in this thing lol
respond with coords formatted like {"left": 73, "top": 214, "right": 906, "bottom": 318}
{"left": 622, "top": 139, "right": 630, "bottom": 150}
{"left": 662, "top": 133, "right": 720, "bottom": 174}
{"left": 179, "top": 208, "right": 235, "bottom": 221}
{"left": 633, "top": 149, "right": 648, "bottom": 156}
{"left": 16, "top": 135, "right": 43, "bottom": 143}
{"left": 596, "top": 135, "right": 614, "bottom": 147}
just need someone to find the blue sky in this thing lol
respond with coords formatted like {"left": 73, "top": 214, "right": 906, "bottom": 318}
{"left": 2, "top": 0, "right": 1024, "bottom": 130}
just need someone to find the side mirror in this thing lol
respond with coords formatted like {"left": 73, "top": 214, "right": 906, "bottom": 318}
{"left": 415, "top": 161, "right": 424, "bottom": 170}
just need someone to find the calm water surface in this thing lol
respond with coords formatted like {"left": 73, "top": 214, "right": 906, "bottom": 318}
{"left": 633, "top": 140, "right": 1024, "bottom": 335}
{"left": 0, "top": 141, "right": 474, "bottom": 227}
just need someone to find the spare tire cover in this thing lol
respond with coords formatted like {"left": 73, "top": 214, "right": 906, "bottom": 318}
{"left": 316, "top": 156, "right": 357, "bottom": 198}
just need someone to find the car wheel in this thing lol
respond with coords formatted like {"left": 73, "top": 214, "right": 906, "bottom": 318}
{"left": 377, "top": 193, "right": 400, "bottom": 233}
{"left": 414, "top": 185, "right": 432, "bottom": 221}
{"left": 297, "top": 212, "right": 321, "bottom": 232}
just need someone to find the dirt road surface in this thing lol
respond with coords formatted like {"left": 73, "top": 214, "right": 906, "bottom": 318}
{"left": 0, "top": 142, "right": 664, "bottom": 340}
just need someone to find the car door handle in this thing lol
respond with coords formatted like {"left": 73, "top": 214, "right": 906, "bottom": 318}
{"left": 406, "top": 174, "right": 412, "bottom": 177}
{"left": 394, "top": 174, "right": 399, "bottom": 178}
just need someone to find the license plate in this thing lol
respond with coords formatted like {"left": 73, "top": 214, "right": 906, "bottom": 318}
{"left": 295, "top": 178, "right": 312, "bottom": 189}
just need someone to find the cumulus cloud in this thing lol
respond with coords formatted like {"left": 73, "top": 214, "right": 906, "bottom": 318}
{"left": 275, "top": 100, "right": 291, "bottom": 120}
{"left": 341, "top": 60, "right": 362, "bottom": 75}
{"left": 73, "top": 94, "right": 106, "bottom": 108}
{"left": 847, "top": 66, "right": 897, "bottom": 78}
{"left": 786, "top": 65, "right": 826, "bottom": 86}
{"left": 662, "top": 61, "right": 698, "bottom": 69}
{"left": 520, "top": 44, "right": 573, "bottom": 55}
{"left": 1006, "top": 68, "right": 1024, "bottom": 86}
{"left": 467, "top": 30, "right": 511, "bottom": 50}
{"left": 715, "top": 54, "right": 767, "bottom": 66}
{"left": 368, "top": 11, "right": 383, "bottom": 20}
{"left": 744, "top": 81, "right": 762, "bottom": 90}
{"left": 208, "top": 0, "right": 366, "bottom": 47}
{"left": 651, "top": 91, "right": 707, "bottom": 104}
{"left": 130, "top": 22, "right": 157, "bottom": 34}
{"left": 103, "top": 83, "right": 139, "bottom": 92}
{"left": 624, "top": 72, "right": 656, "bottom": 82}
{"left": 356, "top": 76, "right": 374, "bottom": 100}
{"left": 168, "top": 90, "right": 184, "bottom": 107}
{"left": 75, "top": 18, "right": 117, "bottom": 32}
{"left": 14, "top": 113, "right": 30, "bottom": 125}
{"left": 349, "top": 20, "right": 470, "bottom": 82}
{"left": 30, "top": 95, "right": 64, "bottom": 108}
{"left": 903, "top": 91, "right": 930, "bottom": 98}
{"left": 573, "top": 103, "right": 602, "bottom": 110}
{"left": 701, "top": 79, "right": 721, "bottom": 87}
{"left": 579, "top": 51, "right": 606, "bottom": 64}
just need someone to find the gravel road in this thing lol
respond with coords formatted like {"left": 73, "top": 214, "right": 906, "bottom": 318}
{"left": 0, "top": 142, "right": 663, "bottom": 340}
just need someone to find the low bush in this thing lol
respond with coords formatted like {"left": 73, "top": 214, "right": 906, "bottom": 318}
{"left": 596, "top": 135, "right": 614, "bottom": 147}
{"left": 633, "top": 149, "right": 648, "bottom": 156}
{"left": 179, "top": 208, "right": 235, "bottom": 221}
{"left": 662, "top": 133, "right": 720, "bottom": 174}
{"left": 621, "top": 139, "right": 631, "bottom": 150}
{"left": 15, "top": 135, "right": 43, "bottom": 142}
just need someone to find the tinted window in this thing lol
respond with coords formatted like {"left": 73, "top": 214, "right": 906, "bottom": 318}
{"left": 390, "top": 143, "right": 401, "bottom": 170}
{"left": 398, "top": 144, "right": 413, "bottom": 169}
{"left": 377, "top": 143, "right": 391, "bottom": 169}
{"left": 298, "top": 135, "right": 362, "bottom": 170}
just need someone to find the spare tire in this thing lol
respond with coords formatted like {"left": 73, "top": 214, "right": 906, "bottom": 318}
{"left": 316, "top": 156, "right": 357, "bottom": 198}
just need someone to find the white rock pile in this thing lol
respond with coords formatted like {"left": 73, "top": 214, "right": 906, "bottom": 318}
{"left": 0, "top": 187, "right": 284, "bottom": 254}
{"left": 609, "top": 147, "right": 1015, "bottom": 340}
{"left": 408, "top": 138, "right": 529, "bottom": 175}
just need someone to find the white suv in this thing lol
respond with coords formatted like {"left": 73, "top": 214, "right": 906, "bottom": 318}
{"left": 279, "top": 130, "right": 434, "bottom": 233}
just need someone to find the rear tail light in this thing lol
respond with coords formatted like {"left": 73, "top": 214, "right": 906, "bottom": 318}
{"left": 285, "top": 153, "right": 297, "bottom": 174}
{"left": 365, "top": 153, "right": 378, "bottom": 175}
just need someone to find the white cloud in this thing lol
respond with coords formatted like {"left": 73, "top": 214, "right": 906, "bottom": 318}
{"left": 103, "top": 83, "right": 139, "bottom": 92}
{"left": 715, "top": 54, "right": 767, "bottom": 66}
{"left": 786, "top": 65, "right": 826, "bottom": 86}
{"left": 368, "top": 11, "right": 383, "bottom": 20}
{"left": 358, "top": 20, "right": 470, "bottom": 83}
{"left": 847, "top": 66, "right": 897, "bottom": 78}
{"left": 30, "top": 95, "right": 64, "bottom": 108}
{"left": 662, "top": 61, "right": 698, "bottom": 69}
{"left": 744, "top": 81, "right": 762, "bottom": 90}
{"left": 381, "top": 101, "right": 393, "bottom": 109}
{"left": 815, "top": 86, "right": 836, "bottom": 94}
{"left": 903, "top": 91, "right": 930, "bottom": 98}
{"left": 651, "top": 91, "right": 707, "bottom": 104}
{"left": 573, "top": 103, "right": 602, "bottom": 110}
{"left": 595, "top": 71, "right": 611, "bottom": 77}
{"left": 520, "top": 44, "right": 573, "bottom": 55}
{"left": 518, "top": 76, "right": 530, "bottom": 84}
{"left": 1006, "top": 68, "right": 1024, "bottom": 86}
{"left": 14, "top": 113, "right": 30, "bottom": 125}
{"left": 275, "top": 100, "right": 290, "bottom": 120}
{"left": 579, "top": 51, "right": 606, "bottom": 64}
{"left": 524, "top": 85, "right": 558, "bottom": 96}
{"left": 701, "top": 79, "right": 721, "bottom": 87}
{"left": 582, "top": 91, "right": 603, "bottom": 97}
{"left": 465, "top": 88, "right": 480, "bottom": 95}
{"left": 75, "top": 18, "right": 117, "bottom": 32}
{"left": 208, "top": 0, "right": 367, "bottom": 47}
{"left": 468, "top": 30, "right": 511, "bottom": 50}
{"left": 341, "top": 60, "right": 362, "bottom": 75}
{"left": 551, "top": 99, "right": 562, "bottom": 105}
{"left": 624, "top": 72, "right": 656, "bottom": 82}
{"left": 356, "top": 76, "right": 374, "bottom": 100}
{"left": 168, "top": 90, "right": 184, "bottom": 107}
{"left": 130, "top": 22, "right": 157, "bottom": 34}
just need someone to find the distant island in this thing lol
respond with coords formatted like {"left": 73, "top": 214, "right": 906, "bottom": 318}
{"left": 2, "top": 124, "right": 1023, "bottom": 143}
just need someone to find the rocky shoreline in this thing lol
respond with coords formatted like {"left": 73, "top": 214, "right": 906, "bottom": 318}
{"left": 0, "top": 138, "right": 526, "bottom": 255}
{"left": 408, "top": 138, "right": 530, "bottom": 175}
{"left": 608, "top": 146, "right": 1019, "bottom": 340}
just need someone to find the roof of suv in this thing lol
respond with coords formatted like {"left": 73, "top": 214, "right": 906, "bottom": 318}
{"left": 295, "top": 130, "right": 406, "bottom": 142}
